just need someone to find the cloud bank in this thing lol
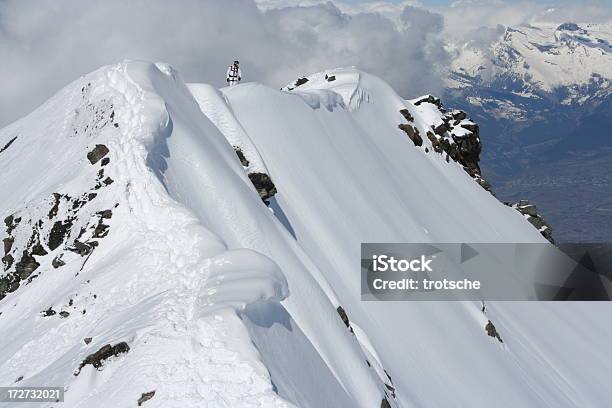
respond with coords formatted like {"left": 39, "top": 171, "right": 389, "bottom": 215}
{"left": 0, "top": 0, "right": 446, "bottom": 126}
{"left": 0, "top": 0, "right": 610, "bottom": 126}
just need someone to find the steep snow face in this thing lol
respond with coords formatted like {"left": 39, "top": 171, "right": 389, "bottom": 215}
{"left": 223, "top": 67, "right": 612, "bottom": 407}
{"left": 186, "top": 83, "right": 269, "bottom": 175}
{"left": 1, "top": 62, "right": 611, "bottom": 408}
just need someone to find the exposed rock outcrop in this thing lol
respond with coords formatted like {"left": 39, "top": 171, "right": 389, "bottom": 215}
{"left": 75, "top": 342, "right": 130, "bottom": 375}
{"left": 41, "top": 307, "right": 57, "bottom": 317}
{"left": 398, "top": 109, "right": 423, "bottom": 147}
{"left": 413, "top": 94, "right": 443, "bottom": 109}
{"left": 336, "top": 305, "right": 397, "bottom": 403}
{"left": 404, "top": 96, "right": 491, "bottom": 192}
{"left": 0, "top": 136, "right": 18, "bottom": 155}
{"left": 398, "top": 123, "right": 423, "bottom": 147}
{"left": 87, "top": 144, "right": 109, "bottom": 165}
{"left": 485, "top": 320, "right": 503, "bottom": 343}
{"left": 138, "top": 391, "right": 156, "bottom": 406}
{"left": 406, "top": 96, "right": 559, "bottom": 241}
{"left": 511, "top": 200, "right": 554, "bottom": 243}
{"left": 233, "top": 146, "right": 250, "bottom": 167}
{"left": 1, "top": 146, "right": 116, "bottom": 301}
{"left": 285, "top": 77, "right": 309, "bottom": 91}
{"left": 248, "top": 173, "right": 277, "bottom": 203}
{"left": 336, "top": 306, "right": 351, "bottom": 329}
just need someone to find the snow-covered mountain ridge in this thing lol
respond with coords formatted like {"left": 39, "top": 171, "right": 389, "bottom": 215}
{"left": 447, "top": 21, "right": 611, "bottom": 119}
{"left": 1, "top": 61, "right": 611, "bottom": 407}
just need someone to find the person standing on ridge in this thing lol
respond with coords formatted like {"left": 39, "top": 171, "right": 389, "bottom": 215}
{"left": 226, "top": 60, "right": 242, "bottom": 86}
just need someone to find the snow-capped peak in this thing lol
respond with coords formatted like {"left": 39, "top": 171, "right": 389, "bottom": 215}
{"left": 449, "top": 21, "right": 612, "bottom": 96}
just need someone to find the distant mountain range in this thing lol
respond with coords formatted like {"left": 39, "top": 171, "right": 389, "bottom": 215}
{"left": 444, "top": 22, "right": 612, "bottom": 242}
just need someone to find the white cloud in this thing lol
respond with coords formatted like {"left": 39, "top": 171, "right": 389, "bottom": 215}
{"left": 442, "top": 0, "right": 612, "bottom": 44}
{"left": 0, "top": 0, "right": 447, "bottom": 126}
{"left": 0, "top": 0, "right": 609, "bottom": 126}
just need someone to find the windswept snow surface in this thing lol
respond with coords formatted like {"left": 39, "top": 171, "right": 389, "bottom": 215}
{"left": 0, "top": 62, "right": 611, "bottom": 408}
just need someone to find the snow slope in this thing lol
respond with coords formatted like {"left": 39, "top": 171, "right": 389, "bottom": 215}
{"left": 1, "top": 61, "right": 611, "bottom": 407}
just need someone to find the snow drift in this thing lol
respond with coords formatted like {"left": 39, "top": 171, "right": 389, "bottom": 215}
{"left": 0, "top": 61, "right": 611, "bottom": 408}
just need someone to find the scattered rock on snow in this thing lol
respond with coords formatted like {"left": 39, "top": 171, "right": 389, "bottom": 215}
{"left": 4, "top": 215, "right": 20, "bottom": 235}
{"left": 3, "top": 237, "right": 14, "bottom": 255}
{"left": 398, "top": 124, "right": 423, "bottom": 147}
{"left": 233, "top": 146, "right": 250, "bottom": 167}
{"left": 285, "top": 77, "right": 309, "bottom": 90}
{"left": 87, "top": 144, "right": 109, "bottom": 165}
{"left": 0, "top": 136, "right": 18, "bottom": 154}
{"left": 67, "top": 240, "right": 97, "bottom": 257}
{"left": 75, "top": 342, "right": 130, "bottom": 375}
{"left": 485, "top": 320, "right": 503, "bottom": 343}
{"left": 51, "top": 254, "right": 66, "bottom": 269}
{"left": 0, "top": 274, "right": 16, "bottom": 298}
{"left": 15, "top": 251, "right": 41, "bottom": 279}
{"left": 336, "top": 306, "right": 350, "bottom": 329}
{"left": 433, "top": 122, "right": 449, "bottom": 136}
{"left": 399, "top": 108, "right": 414, "bottom": 122}
{"left": 385, "top": 383, "right": 396, "bottom": 398}
{"left": 41, "top": 307, "right": 57, "bottom": 317}
{"left": 49, "top": 220, "right": 73, "bottom": 250}
{"left": 248, "top": 173, "right": 277, "bottom": 202}
{"left": 511, "top": 200, "right": 554, "bottom": 243}
{"left": 48, "top": 193, "right": 62, "bottom": 219}
{"left": 0, "top": 125, "right": 120, "bottom": 294}
{"left": 102, "top": 176, "right": 114, "bottom": 187}
{"left": 384, "top": 370, "right": 393, "bottom": 384}
{"left": 413, "top": 94, "right": 443, "bottom": 109}
{"left": 295, "top": 77, "right": 309, "bottom": 87}
{"left": 92, "top": 210, "right": 113, "bottom": 239}
{"left": 137, "top": 391, "right": 156, "bottom": 406}
{"left": 1, "top": 190, "right": 111, "bottom": 293}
